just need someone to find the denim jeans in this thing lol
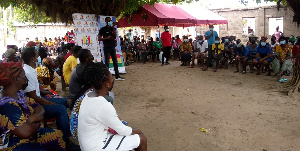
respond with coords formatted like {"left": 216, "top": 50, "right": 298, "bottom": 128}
{"left": 43, "top": 98, "right": 71, "bottom": 141}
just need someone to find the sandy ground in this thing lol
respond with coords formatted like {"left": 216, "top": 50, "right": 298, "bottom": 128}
{"left": 59, "top": 60, "right": 300, "bottom": 151}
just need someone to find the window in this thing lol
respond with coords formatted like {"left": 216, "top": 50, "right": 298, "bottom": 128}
{"left": 243, "top": 18, "right": 255, "bottom": 35}
{"left": 269, "top": 17, "right": 283, "bottom": 36}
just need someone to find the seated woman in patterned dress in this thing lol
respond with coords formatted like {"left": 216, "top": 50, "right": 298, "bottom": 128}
{"left": 0, "top": 62, "right": 65, "bottom": 150}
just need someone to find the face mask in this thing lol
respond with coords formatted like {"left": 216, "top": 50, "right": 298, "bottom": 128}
{"left": 108, "top": 21, "right": 113, "bottom": 27}
{"left": 184, "top": 39, "right": 188, "bottom": 42}
{"left": 54, "top": 68, "right": 59, "bottom": 72}
{"left": 225, "top": 39, "right": 229, "bottom": 42}
{"left": 36, "top": 56, "right": 41, "bottom": 66}
{"left": 166, "top": 28, "right": 169, "bottom": 32}
{"left": 209, "top": 28, "right": 214, "bottom": 31}
{"left": 34, "top": 46, "right": 39, "bottom": 51}
{"left": 173, "top": 40, "right": 175, "bottom": 42}
{"left": 199, "top": 40, "right": 203, "bottom": 43}
{"left": 288, "top": 42, "right": 292, "bottom": 45}
{"left": 215, "top": 41, "right": 219, "bottom": 44}
{"left": 261, "top": 42, "right": 266, "bottom": 46}
{"left": 137, "top": 40, "right": 140, "bottom": 42}
{"left": 280, "top": 40, "right": 286, "bottom": 45}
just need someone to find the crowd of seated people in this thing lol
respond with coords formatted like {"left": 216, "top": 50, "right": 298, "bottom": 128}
{"left": 0, "top": 34, "right": 148, "bottom": 150}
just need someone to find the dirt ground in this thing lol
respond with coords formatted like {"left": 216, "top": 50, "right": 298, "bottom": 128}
{"left": 60, "top": 60, "right": 300, "bottom": 151}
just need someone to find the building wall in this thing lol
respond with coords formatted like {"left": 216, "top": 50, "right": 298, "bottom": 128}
{"left": 207, "top": 6, "right": 300, "bottom": 43}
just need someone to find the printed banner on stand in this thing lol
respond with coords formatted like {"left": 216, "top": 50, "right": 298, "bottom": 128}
{"left": 98, "top": 15, "right": 126, "bottom": 74}
{"left": 72, "top": 13, "right": 101, "bottom": 62}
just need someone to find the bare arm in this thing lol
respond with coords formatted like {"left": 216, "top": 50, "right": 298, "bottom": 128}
{"left": 26, "top": 91, "right": 55, "bottom": 105}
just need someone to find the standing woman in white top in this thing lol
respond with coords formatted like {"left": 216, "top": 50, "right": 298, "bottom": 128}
{"left": 78, "top": 63, "right": 147, "bottom": 151}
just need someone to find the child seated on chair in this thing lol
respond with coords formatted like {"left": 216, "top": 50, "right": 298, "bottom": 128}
{"left": 212, "top": 37, "right": 224, "bottom": 72}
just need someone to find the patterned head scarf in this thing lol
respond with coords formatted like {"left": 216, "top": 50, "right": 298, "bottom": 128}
{"left": 5, "top": 48, "right": 16, "bottom": 58}
{"left": 0, "top": 62, "right": 23, "bottom": 86}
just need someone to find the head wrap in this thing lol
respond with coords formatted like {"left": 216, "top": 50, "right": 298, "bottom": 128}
{"left": 289, "top": 37, "right": 296, "bottom": 42}
{"left": 0, "top": 62, "right": 23, "bottom": 86}
{"left": 5, "top": 48, "right": 15, "bottom": 58}
{"left": 42, "top": 57, "right": 55, "bottom": 67}
{"left": 26, "top": 41, "right": 36, "bottom": 47}
{"left": 261, "top": 36, "right": 268, "bottom": 41}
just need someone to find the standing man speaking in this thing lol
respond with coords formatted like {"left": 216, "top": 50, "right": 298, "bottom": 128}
{"left": 98, "top": 17, "right": 125, "bottom": 80}
{"left": 161, "top": 25, "right": 172, "bottom": 66}
{"left": 203, "top": 24, "right": 218, "bottom": 71}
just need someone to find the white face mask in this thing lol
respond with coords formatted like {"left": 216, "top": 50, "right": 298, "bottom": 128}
{"left": 209, "top": 28, "right": 214, "bottom": 31}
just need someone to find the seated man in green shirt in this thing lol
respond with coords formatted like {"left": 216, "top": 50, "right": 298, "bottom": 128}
{"left": 153, "top": 38, "right": 162, "bottom": 61}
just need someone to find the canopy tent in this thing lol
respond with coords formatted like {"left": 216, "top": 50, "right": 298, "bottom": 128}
{"left": 178, "top": 5, "right": 228, "bottom": 25}
{"left": 118, "top": 3, "right": 228, "bottom": 28}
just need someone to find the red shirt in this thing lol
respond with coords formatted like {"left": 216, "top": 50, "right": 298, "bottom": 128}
{"left": 65, "top": 53, "right": 71, "bottom": 60}
{"left": 292, "top": 45, "right": 299, "bottom": 57}
{"left": 161, "top": 31, "right": 171, "bottom": 47}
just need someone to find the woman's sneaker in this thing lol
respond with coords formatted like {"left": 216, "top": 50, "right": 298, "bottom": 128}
{"left": 115, "top": 76, "right": 125, "bottom": 81}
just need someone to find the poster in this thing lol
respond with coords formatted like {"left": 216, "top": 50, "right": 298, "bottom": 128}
{"left": 98, "top": 15, "right": 126, "bottom": 74}
{"left": 72, "top": 13, "right": 101, "bottom": 62}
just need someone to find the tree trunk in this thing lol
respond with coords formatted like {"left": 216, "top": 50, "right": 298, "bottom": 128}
{"left": 288, "top": 53, "right": 300, "bottom": 95}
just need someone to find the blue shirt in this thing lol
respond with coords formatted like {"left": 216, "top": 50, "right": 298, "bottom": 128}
{"left": 246, "top": 44, "right": 258, "bottom": 54}
{"left": 205, "top": 30, "right": 218, "bottom": 45}
{"left": 236, "top": 46, "right": 250, "bottom": 58}
{"left": 257, "top": 45, "right": 271, "bottom": 55}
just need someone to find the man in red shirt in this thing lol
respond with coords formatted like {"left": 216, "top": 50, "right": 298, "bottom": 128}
{"left": 161, "top": 25, "right": 172, "bottom": 65}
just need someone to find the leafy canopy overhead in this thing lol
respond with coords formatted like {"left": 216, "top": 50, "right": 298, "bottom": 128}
{"left": 0, "top": 0, "right": 299, "bottom": 24}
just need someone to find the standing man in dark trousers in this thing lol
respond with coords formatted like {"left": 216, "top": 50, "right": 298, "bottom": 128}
{"left": 98, "top": 17, "right": 125, "bottom": 80}
{"left": 203, "top": 24, "right": 219, "bottom": 71}
{"left": 161, "top": 25, "right": 172, "bottom": 66}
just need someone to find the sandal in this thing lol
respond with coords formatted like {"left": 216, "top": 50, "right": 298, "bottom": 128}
{"left": 202, "top": 67, "right": 208, "bottom": 71}
{"left": 234, "top": 70, "right": 239, "bottom": 73}
{"left": 242, "top": 71, "right": 246, "bottom": 74}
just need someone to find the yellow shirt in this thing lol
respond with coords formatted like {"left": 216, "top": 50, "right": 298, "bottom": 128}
{"left": 212, "top": 43, "right": 224, "bottom": 54}
{"left": 275, "top": 45, "right": 293, "bottom": 58}
{"left": 63, "top": 56, "right": 77, "bottom": 84}
{"left": 47, "top": 41, "right": 54, "bottom": 46}
{"left": 180, "top": 42, "right": 192, "bottom": 52}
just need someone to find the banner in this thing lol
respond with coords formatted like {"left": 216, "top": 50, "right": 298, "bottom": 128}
{"left": 72, "top": 13, "right": 101, "bottom": 62}
{"left": 98, "top": 15, "right": 126, "bottom": 74}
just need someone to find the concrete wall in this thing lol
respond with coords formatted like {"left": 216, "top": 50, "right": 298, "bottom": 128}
{"left": 208, "top": 5, "right": 300, "bottom": 43}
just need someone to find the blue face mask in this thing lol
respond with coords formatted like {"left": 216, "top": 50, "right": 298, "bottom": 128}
{"left": 166, "top": 29, "right": 169, "bottom": 32}
{"left": 54, "top": 68, "right": 59, "bottom": 72}
{"left": 108, "top": 21, "right": 113, "bottom": 27}
{"left": 215, "top": 41, "right": 219, "bottom": 44}
{"left": 209, "top": 28, "right": 214, "bottom": 31}
{"left": 199, "top": 40, "right": 203, "bottom": 43}
{"left": 36, "top": 56, "right": 41, "bottom": 67}
{"left": 225, "top": 39, "right": 229, "bottom": 42}
{"left": 184, "top": 39, "right": 188, "bottom": 42}
{"left": 280, "top": 40, "right": 286, "bottom": 45}
{"left": 35, "top": 46, "right": 39, "bottom": 51}
{"left": 261, "top": 42, "right": 266, "bottom": 46}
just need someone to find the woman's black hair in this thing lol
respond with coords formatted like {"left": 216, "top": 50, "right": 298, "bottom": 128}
{"left": 21, "top": 47, "right": 36, "bottom": 64}
{"left": 73, "top": 45, "right": 82, "bottom": 55}
{"left": 38, "top": 47, "right": 48, "bottom": 60}
{"left": 83, "top": 62, "right": 110, "bottom": 90}
{"left": 278, "top": 36, "right": 286, "bottom": 42}
{"left": 78, "top": 49, "right": 91, "bottom": 63}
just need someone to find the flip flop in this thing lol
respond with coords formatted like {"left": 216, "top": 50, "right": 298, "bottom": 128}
{"left": 279, "top": 78, "right": 288, "bottom": 83}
